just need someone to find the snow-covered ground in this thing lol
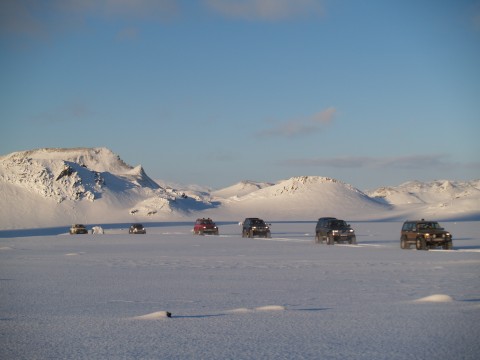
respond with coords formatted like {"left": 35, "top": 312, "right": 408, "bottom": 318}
{"left": 1, "top": 221, "right": 479, "bottom": 359}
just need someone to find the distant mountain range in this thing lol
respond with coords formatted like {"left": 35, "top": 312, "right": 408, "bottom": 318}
{"left": 1, "top": 147, "right": 479, "bottom": 229}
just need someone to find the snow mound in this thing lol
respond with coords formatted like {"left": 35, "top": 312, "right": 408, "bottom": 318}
{"left": 414, "top": 294, "right": 454, "bottom": 303}
{"left": 131, "top": 311, "right": 172, "bottom": 320}
{"left": 228, "top": 305, "right": 285, "bottom": 313}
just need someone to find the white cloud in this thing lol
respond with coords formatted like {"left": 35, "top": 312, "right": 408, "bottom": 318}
{"left": 311, "top": 107, "right": 336, "bottom": 124}
{"left": 257, "top": 107, "right": 336, "bottom": 138}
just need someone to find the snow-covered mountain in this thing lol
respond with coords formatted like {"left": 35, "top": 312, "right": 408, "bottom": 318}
{"left": 367, "top": 180, "right": 480, "bottom": 220}
{"left": 206, "top": 176, "right": 390, "bottom": 220}
{"left": 1, "top": 147, "right": 479, "bottom": 229}
{"left": 0, "top": 148, "right": 215, "bottom": 229}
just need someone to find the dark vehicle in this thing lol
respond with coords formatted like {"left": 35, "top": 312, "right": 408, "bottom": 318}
{"left": 241, "top": 218, "right": 271, "bottom": 238}
{"left": 69, "top": 224, "right": 88, "bottom": 235}
{"left": 193, "top": 218, "right": 219, "bottom": 235}
{"left": 400, "top": 220, "right": 452, "bottom": 250}
{"left": 315, "top": 217, "right": 356, "bottom": 245}
{"left": 129, "top": 223, "right": 146, "bottom": 234}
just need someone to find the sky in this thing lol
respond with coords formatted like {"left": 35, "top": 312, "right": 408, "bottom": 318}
{"left": 1, "top": 0, "right": 479, "bottom": 190}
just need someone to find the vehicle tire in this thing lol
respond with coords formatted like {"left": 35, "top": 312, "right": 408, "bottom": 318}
{"left": 444, "top": 241, "right": 453, "bottom": 250}
{"left": 242, "top": 230, "right": 246, "bottom": 238}
{"left": 349, "top": 236, "right": 357, "bottom": 245}
{"left": 400, "top": 236, "right": 408, "bottom": 249}
{"left": 249, "top": 229, "right": 254, "bottom": 238}
{"left": 416, "top": 237, "right": 426, "bottom": 250}
{"left": 214, "top": 230, "right": 219, "bottom": 235}
{"left": 266, "top": 231, "right": 271, "bottom": 238}
{"left": 327, "top": 234, "right": 334, "bottom": 245}
{"left": 199, "top": 229, "right": 204, "bottom": 235}
{"left": 315, "top": 232, "right": 321, "bottom": 244}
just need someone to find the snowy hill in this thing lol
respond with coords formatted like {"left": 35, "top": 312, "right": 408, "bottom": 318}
{"left": 367, "top": 179, "right": 480, "bottom": 220}
{"left": 206, "top": 176, "right": 390, "bottom": 221}
{"left": 211, "top": 180, "right": 274, "bottom": 199}
{"left": 0, "top": 148, "right": 214, "bottom": 229}
{"left": 1, "top": 147, "right": 479, "bottom": 229}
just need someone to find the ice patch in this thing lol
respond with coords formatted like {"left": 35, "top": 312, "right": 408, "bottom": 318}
{"left": 131, "top": 311, "right": 172, "bottom": 320}
{"left": 414, "top": 294, "right": 454, "bottom": 303}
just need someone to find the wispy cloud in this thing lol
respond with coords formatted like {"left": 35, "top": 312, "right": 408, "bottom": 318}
{"left": 34, "top": 101, "right": 95, "bottom": 124}
{"left": 257, "top": 107, "right": 336, "bottom": 138}
{"left": 0, "top": 0, "right": 178, "bottom": 39}
{"left": 278, "top": 154, "right": 477, "bottom": 170}
{"left": 204, "top": 0, "right": 323, "bottom": 21}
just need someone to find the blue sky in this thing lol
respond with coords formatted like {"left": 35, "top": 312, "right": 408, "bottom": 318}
{"left": 1, "top": 0, "right": 479, "bottom": 190}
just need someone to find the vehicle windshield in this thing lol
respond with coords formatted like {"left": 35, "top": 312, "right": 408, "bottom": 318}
{"left": 418, "top": 222, "right": 441, "bottom": 230}
{"left": 252, "top": 219, "right": 266, "bottom": 226}
{"left": 329, "top": 220, "right": 347, "bottom": 227}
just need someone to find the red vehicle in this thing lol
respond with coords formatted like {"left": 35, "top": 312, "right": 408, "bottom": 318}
{"left": 193, "top": 218, "right": 219, "bottom": 235}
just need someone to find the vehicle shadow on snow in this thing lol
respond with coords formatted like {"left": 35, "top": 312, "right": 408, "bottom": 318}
{"left": 171, "top": 314, "right": 227, "bottom": 319}
{"left": 291, "top": 308, "right": 331, "bottom": 312}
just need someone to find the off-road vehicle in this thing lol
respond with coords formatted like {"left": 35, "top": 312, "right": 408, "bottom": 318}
{"left": 400, "top": 220, "right": 452, "bottom": 250}
{"left": 69, "top": 224, "right": 88, "bottom": 234}
{"left": 241, "top": 218, "right": 271, "bottom": 238}
{"left": 193, "top": 218, "right": 219, "bottom": 235}
{"left": 315, "top": 217, "right": 356, "bottom": 245}
{"left": 129, "top": 223, "right": 146, "bottom": 234}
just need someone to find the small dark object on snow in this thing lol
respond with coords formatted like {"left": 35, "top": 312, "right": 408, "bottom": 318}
{"left": 166, "top": 312, "right": 172, "bottom": 318}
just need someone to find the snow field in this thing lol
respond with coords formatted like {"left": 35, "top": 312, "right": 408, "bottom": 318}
{"left": 1, "top": 221, "right": 479, "bottom": 359}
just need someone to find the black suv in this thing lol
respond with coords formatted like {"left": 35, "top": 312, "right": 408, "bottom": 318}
{"left": 400, "top": 220, "right": 452, "bottom": 250}
{"left": 315, "top": 217, "right": 356, "bottom": 245}
{"left": 129, "top": 223, "right": 146, "bottom": 234}
{"left": 241, "top": 218, "right": 271, "bottom": 238}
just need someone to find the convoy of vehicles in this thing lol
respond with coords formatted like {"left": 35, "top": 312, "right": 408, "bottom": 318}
{"left": 68, "top": 217, "right": 453, "bottom": 251}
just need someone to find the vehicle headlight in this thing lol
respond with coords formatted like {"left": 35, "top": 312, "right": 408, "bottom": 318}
{"left": 425, "top": 233, "right": 431, "bottom": 238}
{"left": 349, "top": 229, "right": 354, "bottom": 233}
